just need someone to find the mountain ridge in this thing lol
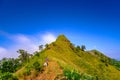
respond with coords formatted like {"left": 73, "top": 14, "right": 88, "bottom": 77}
{"left": 14, "top": 34, "right": 120, "bottom": 80}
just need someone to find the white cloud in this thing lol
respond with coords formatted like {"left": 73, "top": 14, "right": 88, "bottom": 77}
{"left": 13, "top": 34, "right": 31, "bottom": 43}
{"left": 0, "top": 47, "right": 8, "bottom": 55}
{"left": 0, "top": 32, "right": 56, "bottom": 60}
{"left": 41, "top": 33, "right": 56, "bottom": 44}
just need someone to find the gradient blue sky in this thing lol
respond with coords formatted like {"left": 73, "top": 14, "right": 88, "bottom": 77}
{"left": 0, "top": 0, "right": 120, "bottom": 60}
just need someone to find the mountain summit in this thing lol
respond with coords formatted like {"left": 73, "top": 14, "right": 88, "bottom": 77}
{"left": 56, "top": 34, "right": 70, "bottom": 42}
{"left": 14, "top": 35, "right": 120, "bottom": 80}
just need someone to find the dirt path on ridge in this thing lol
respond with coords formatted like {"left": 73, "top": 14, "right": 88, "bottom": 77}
{"left": 35, "top": 61, "right": 63, "bottom": 80}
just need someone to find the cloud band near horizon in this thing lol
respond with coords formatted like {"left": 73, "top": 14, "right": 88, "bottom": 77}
{"left": 0, "top": 32, "right": 56, "bottom": 60}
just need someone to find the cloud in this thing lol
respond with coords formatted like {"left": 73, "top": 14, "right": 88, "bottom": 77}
{"left": 13, "top": 34, "right": 31, "bottom": 43}
{"left": 0, "top": 32, "right": 56, "bottom": 60}
{"left": 41, "top": 33, "right": 56, "bottom": 44}
{"left": 0, "top": 47, "right": 8, "bottom": 57}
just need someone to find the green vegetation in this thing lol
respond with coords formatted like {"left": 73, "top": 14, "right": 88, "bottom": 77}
{"left": 39, "top": 45, "right": 43, "bottom": 51}
{"left": 17, "top": 49, "right": 31, "bottom": 63}
{"left": 1, "top": 34, "right": 120, "bottom": 80}
{"left": 63, "top": 69, "right": 81, "bottom": 80}
{"left": 76, "top": 45, "right": 81, "bottom": 52}
{"left": 81, "top": 45, "right": 86, "bottom": 51}
{"left": 109, "top": 59, "right": 120, "bottom": 70}
{"left": 63, "top": 69, "right": 94, "bottom": 80}
{"left": 0, "top": 58, "right": 21, "bottom": 73}
{"left": 0, "top": 72, "right": 18, "bottom": 80}
{"left": 23, "top": 66, "right": 31, "bottom": 76}
{"left": 91, "top": 50, "right": 120, "bottom": 70}
{"left": 33, "top": 61, "right": 41, "bottom": 72}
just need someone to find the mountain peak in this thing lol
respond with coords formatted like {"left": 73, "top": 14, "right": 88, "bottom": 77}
{"left": 56, "top": 34, "right": 70, "bottom": 42}
{"left": 14, "top": 34, "right": 120, "bottom": 80}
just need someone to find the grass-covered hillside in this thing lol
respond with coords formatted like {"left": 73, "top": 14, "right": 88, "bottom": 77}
{"left": 1, "top": 35, "right": 120, "bottom": 80}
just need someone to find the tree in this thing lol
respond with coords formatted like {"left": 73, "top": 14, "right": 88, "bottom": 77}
{"left": 45, "top": 44, "right": 48, "bottom": 48}
{"left": 17, "top": 49, "right": 30, "bottom": 63}
{"left": 45, "top": 44, "right": 49, "bottom": 49}
{"left": 76, "top": 46, "right": 80, "bottom": 50}
{"left": 39, "top": 45, "right": 43, "bottom": 51}
{"left": 70, "top": 43, "right": 75, "bottom": 50}
{"left": 0, "top": 72, "right": 18, "bottom": 80}
{"left": 0, "top": 58, "right": 20, "bottom": 73}
{"left": 34, "top": 51, "right": 40, "bottom": 57}
{"left": 81, "top": 45, "right": 86, "bottom": 51}
{"left": 33, "top": 61, "right": 41, "bottom": 72}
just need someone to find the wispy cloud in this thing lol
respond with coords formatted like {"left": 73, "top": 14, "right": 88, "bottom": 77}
{"left": 41, "top": 33, "right": 56, "bottom": 44}
{"left": 0, "top": 32, "right": 56, "bottom": 59}
{"left": 0, "top": 47, "right": 8, "bottom": 57}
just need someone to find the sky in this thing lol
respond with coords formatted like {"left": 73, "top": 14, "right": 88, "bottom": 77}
{"left": 0, "top": 0, "right": 120, "bottom": 60}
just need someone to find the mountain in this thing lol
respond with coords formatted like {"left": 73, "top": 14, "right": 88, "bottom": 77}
{"left": 14, "top": 35, "right": 120, "bottom": 80}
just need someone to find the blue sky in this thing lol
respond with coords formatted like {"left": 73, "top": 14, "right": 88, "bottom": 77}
{"left": 0, "top": 0, "right": 120, "bottom": 60}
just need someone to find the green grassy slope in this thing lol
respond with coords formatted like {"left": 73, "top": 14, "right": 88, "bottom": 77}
{"left": 15, "top": 35, "right": 120, "bottom": 80}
